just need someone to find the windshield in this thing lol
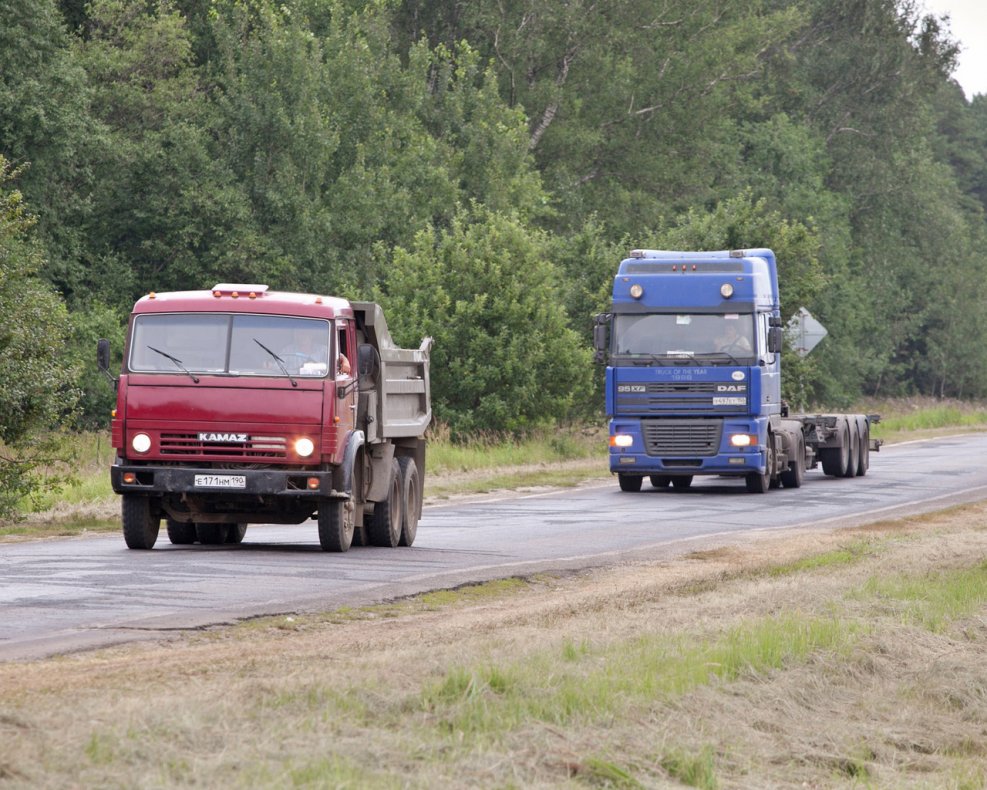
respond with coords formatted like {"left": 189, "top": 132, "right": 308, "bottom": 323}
{"left": 129, "top": 314, "right": 332, "bottom": 378}
{"left": 612, "top": 313, "right": 755, "bottom": 361}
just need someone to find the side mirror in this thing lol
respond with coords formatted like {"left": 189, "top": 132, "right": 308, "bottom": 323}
{"left": 357, "top": 343, "right": 379, "bottom": 381}
{"left": 593, "top": 314, "right": 611, "bottom": 364}
{"left": 767, "top": 327, "right": 784, "bottom": 354}
{"left": 97, "top": 338, "right": 118, "bottom": 390}
{"left": 97, "top": 338, "right": 110, "bottom": 372}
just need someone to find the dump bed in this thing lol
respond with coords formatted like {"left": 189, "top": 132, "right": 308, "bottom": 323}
{"left": 352, "top": 302, "right": 432, "bottom": 440}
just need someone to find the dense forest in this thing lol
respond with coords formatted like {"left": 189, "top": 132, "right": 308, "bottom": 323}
{"left": 2, "top": 0, "right": 987, "bottom": 459}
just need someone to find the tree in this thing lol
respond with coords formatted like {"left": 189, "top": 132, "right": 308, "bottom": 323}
{"left": 0, "top": 157, "right": 79, "bottom": 518}
{"left": 377, "top": 205, "right": 592, "bottom": 436}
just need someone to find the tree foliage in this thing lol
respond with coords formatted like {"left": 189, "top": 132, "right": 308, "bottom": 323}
{"left": 0, "top": 0, "right": 986, "bottom": 467}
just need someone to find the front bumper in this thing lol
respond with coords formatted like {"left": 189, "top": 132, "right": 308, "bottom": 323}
{"left": 110, "top": 464, "right": 338, "bottom": 498}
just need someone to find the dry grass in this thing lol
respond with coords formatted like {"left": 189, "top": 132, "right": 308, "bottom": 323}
{"left": 2, "top": 504, "right": 986, "bottom": 787}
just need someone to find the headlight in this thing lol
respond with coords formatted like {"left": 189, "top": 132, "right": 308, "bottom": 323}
{"left": 729, "top": 434, "right": 757, "bottom": 448}
{"left": 720, "top": 283, "right": 734, "bottom": 298}
{"left": 132, "top": 433, "right": 152, "bottom": 453}
{"left": 294, "top": 437, "right": 315, "bottom": 457}
{"left": 610, "top": 434, "right": 634, "bottom": 448}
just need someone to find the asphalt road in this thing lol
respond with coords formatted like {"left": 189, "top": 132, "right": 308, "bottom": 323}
{"left": 3, "top": 433, "right": 987, "bottom": 661}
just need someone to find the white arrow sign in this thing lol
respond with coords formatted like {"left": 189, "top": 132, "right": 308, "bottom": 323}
{"left": 786, "top": 307, "right": 827, "bottom": 357}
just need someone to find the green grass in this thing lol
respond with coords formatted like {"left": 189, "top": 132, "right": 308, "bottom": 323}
{"left": 767, "top": 538, "right": 877, "bottom": 577}
{"left": 868, "top": 401, "right": 987, "bottom": 443}
{"left": 859, "top": 560, "right": 987, "bottom": 632}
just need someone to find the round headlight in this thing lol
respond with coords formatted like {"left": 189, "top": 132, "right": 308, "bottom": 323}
{"left": 720, "top": 283, "right": 734, "bottom": 298}
{"left": 629, "top": 284, "right": 644, "bottom": 299}
{"left": 294, "top": 437, "right": 315, "bottom": 458}
{"left": 132, "top": 433, "right": 152, "bottom": 453}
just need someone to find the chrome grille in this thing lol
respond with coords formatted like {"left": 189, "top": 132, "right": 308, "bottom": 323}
{"left": 642, "top": 420, "right": 722, "bottom": 457}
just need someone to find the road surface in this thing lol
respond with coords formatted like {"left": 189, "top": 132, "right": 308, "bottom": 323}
{"left": 2, "top": 434, "right": 986, "bottom": 660}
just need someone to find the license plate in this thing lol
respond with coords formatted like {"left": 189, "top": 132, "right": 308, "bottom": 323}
{"left": 713, "top": 396, "right": 746, "bottom": 406}
{"left": 194, "top": 474, "right": 247, "bottom": 489}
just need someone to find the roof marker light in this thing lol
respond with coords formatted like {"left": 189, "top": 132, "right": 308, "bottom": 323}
{"left": 629, "top": 284, "right": 644, "bottom": 299}
{"left": 148, "top": 292, "right": 156, "bottom": 299}
{"left": 721, "top": 283, "right": 735, "bottom": 298}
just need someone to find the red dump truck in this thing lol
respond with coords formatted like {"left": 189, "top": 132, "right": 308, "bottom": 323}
{"left": 98, "top": 284, "right": 432, "bottom": 552}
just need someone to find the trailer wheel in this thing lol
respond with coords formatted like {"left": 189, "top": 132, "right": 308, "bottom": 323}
{"left": 745, "top": 439, "right": 773, "bottom": 493}
{"left": 856, "top": 423, "right": 869, "bottom": 476}
{"left": 369, "top": 459, "right": 403, "bottom": 547}
{"left": 779, "top": 435, "right": 805, "bottom": 489}
{"left": 649, "top": 475, "right": 671, "bottom": 488}
{"left": 397, "top": 457, "right": 420, "bottom": 547}
{"left": 820, "top": 422, "right": 850, "bottom": 477}
{"left": 843, "top": 423, "right": 859, "bottom": 479}
{"left": 618, "top": 474, "right": 643, "bottom": 492}
{"left": 318, "top": 497, "right": 354, "bottom": 552}
{"left": 122, "top": 495, "right": 160, "bottom": 550}
{"left": 225, "top": 524, "right": 247, "bottom": 544}
{"left": 196, "top": 523, "right": 228, "bottom": 545}
{"left": 671, "top": 476, "right": 693, "bottom": 490}
{"left": 166, "top": 518, "right": 196, "bottom": 545}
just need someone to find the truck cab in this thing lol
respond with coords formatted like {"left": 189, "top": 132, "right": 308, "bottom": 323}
{"left": 596, "top": 249, "right": 790, "bottom": 492}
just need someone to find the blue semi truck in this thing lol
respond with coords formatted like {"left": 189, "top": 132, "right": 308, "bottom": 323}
{"left": 593, "top": 248, "right": 877, "bottom": 493}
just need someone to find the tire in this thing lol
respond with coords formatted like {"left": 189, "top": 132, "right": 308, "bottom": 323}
{"left": 196, "top": 523, "right": 228, "bottom": 545}
{"left": 745, "top": 438, "right": 773, "bottom": 494}
{"left": 166, "top": 518, "right": 196, "bottom": 545}
{"left": 671, "top": 476, "right": 693, "bottom": 490}
{"left": 843, "top": 423, "right": 859, "bottom": 479}
{"left": 397, "top": 457, "right": 420, "bottom": 547}
{"left": 368, "top": 459, "right": 402, "bottom": 547}
{"left": 779, "top": 435, "right": 805, "bottom": 489}
{"left": 225, "top": 524, "right": 247, "bottom": 544}
{"left": 122, "top": 495, "right": 160, "bottom": 550}
{"left": 318, "top": 497, "right": 354, "bottom": 552}
{"left": 856, "top": 424, "right": 869, "bottom": 477}
{"left": 820, "top": 422, "right": 850, "bottom": 477}
{"left": 618, "top": 474, "right": 643, "bottom": 492}
{"left": 649, "top": 475, "right": 671, "bottom": 488}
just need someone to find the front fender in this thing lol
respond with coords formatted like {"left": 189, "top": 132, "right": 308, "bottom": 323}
{"left": 338, "top": 430, "right": 365, "bottom": 496}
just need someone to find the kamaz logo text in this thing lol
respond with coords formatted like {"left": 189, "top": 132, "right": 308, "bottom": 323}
{"left": 198, "top": 432, "right": 248, "bottom": 442}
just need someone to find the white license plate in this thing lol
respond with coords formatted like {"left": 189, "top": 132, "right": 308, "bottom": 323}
{"left": 194, "top": 474, "right": 247, "bottom": 489}
{"left": 713, "top": 396, "right": 746, "bottom": 406}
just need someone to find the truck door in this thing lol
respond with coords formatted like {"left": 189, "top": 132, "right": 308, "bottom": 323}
{"left": 759, "top": 313, "right": 782, "bottom": 415}
{"left": 335, "top": 320, "right": 357, "bottom": 436}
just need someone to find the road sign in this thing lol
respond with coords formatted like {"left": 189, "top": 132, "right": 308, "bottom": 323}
{"left": 786, "top": 307, "right": 827, "bottom": 357}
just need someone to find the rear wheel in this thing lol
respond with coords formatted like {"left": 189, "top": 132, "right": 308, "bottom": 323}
{"left": 856, "top": 424, "right": 870, "bottom": 476}
{"left": 618, "top": 474, "right": 643, "bottom": 492}
{"left": 225, "top": 524, "right": 247, "bottom": 544}
{"left": 368, "top": 459, "right": 402, "bottom": 547}
{"left": 820, "top": 422, "right": 850, "bottom": 477}
{"left": 779, "top": 435, "right": 805, "bottom": 489}
{"left": 649, "top": 475, "right": 671, "bottom": 488}
{"left": 122, "top": 495, "right": 160, "bottom": 550}
{"left": 843, "top": 424, "right": 859, "bottom": 479}
{"left": 196, "top": 523, "right": 228, "bottom": 545}
{"left": 318, "top": 497, "right": 354, "bottom": 552}
{"left": 166, "top": 518, "right": 196, "bottom": 545}
{"left": 397, "top": 457, "right": 420, "bottom": 547}
{"left": 671, "top": 476, "right": 693, "bottom": 490}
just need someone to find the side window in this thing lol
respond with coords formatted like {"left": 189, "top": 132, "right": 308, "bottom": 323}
{"left": 758, "top": 314, "right": 772, "bottom": 363}
{"left": 336, "top": 322, "right": 352, "bottom": 376}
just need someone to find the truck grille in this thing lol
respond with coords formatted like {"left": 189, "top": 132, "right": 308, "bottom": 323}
{"left": 160, "top": 433, "right": 288, "bottom": 459}
{"left": 642, "top": 419, "right": 722, "bottom": 457}
{"left": 616, "top": 381, "right": 746, "bottom": 413}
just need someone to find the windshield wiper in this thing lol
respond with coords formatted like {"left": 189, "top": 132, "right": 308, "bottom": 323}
{"left": 147, "top": 345, "right": 199, "bottom": 383}
{"left": 695, "top": 351, "right": 744, "bottom": 365}
{"left": 253, "top": 338, "right": 297, "bottom": 387}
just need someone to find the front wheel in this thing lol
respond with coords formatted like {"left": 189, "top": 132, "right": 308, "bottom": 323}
{"left": 745, "top": 440, "right": 773, "bottom": 494}
{"left": 318, "top": 497, "right": 354, "bottom": 552}
{"left": 122, "top": 495, "right": 160, "bottom": 550}
{"left": 225, "top": 524, "right": 248, "bottom": 544}
{"left": 779, "top": 435, "right": 805, "bottom": 489}
{"left": 618, "top": 474, "right": 643, "bottom": 492}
